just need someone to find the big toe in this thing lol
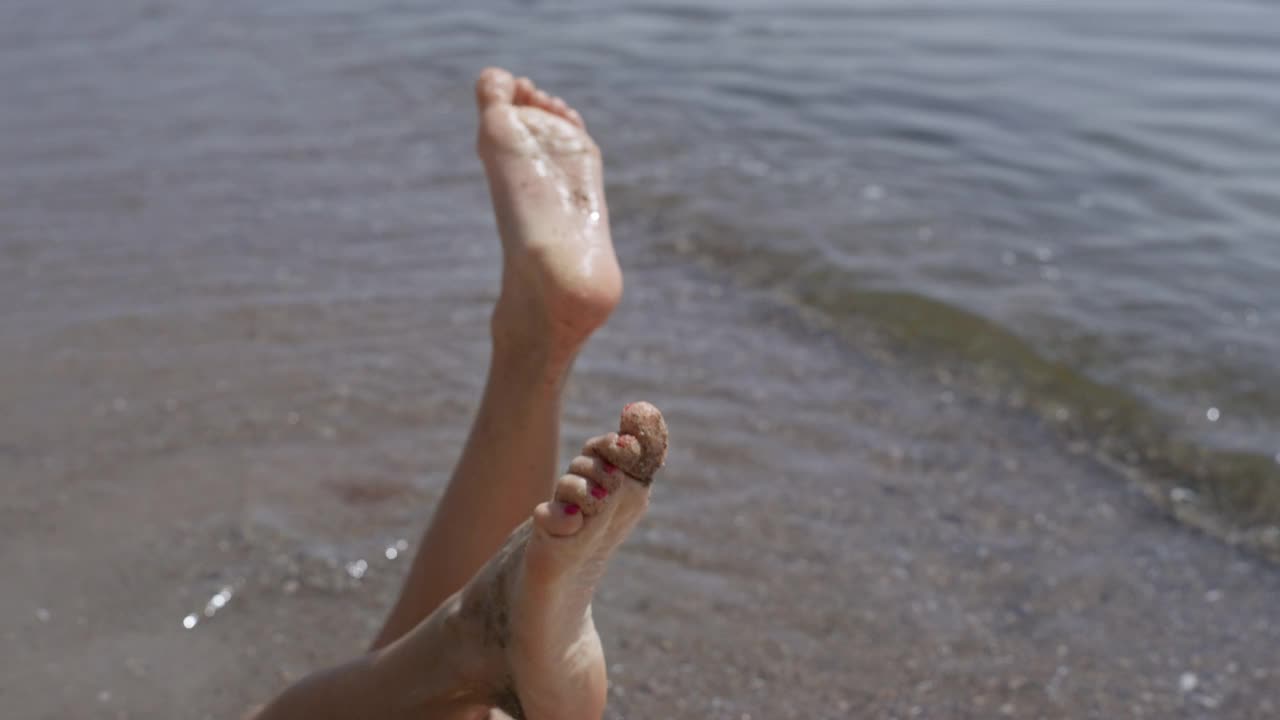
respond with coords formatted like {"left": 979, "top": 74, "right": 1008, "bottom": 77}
{"left": 591, "top": 402, "right": 669, "bottom": 483}
{"left": 475, "top": 67, "right": 516, "bottom": 109}
{"left": 619, "top": 401, "right": 669, "bottom": 478}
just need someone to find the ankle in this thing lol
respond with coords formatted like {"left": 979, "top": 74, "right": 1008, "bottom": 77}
{"left": 490, "top": 313, "right": 583, "bottom": 384}
{"left": 489, "top": 265, "right": 617, "bottom": 357}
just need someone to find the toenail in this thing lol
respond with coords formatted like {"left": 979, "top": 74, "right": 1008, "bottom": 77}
{"left": 602, "top": 461, "right": 616, "bottom": 474}
{"left": 563, "top": 503, "right": 580, "bottom": 515}
{"left": 591, "top": 484, "right": 607, "bottom": 499}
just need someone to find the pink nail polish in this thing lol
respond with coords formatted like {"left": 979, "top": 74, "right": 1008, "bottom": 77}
{"left": 602, "top": 461, "right": 617, "bottom": 474}
{"left": 591, "top": 485, "right": 607, "bottom": 499}
{"left": 563, "top": 503, "right": 580, "bottom": 515}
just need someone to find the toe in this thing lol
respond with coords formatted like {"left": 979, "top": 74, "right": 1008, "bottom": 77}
{"left": 567, "top": 453, "right": 622, "bottom": 495}
{"left": 618, "top": 401, "right": 669, "bottom": 479}
{"left": 545, "top": 94, "right": 586, "bottom": 128}
{"left": 496, "top": 73, "right": 586, "bottom": 130}
{"left": 581, "top": 404, "right": 669, "bottom": 484}
{"left": 533, "top": 500, "right": 584, "bottom": 538}
{"left": 553, "top": 473, "right": 605, "bottom": 516}
{"left": 587, "top": 432, "right": 647, "bottom": 483}
{"left": 475, "top": 67, "right": 515, "bottom": 109}
{"left": 514, "top": 76, "right": 537, "bottom": 105}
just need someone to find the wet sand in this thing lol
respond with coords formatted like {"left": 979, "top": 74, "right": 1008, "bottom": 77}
{"left": 3, "top": 1, "right": 1280, "bottom": 718}
{"left": 5, "top": 267, "right": 1280, "bottom": 718}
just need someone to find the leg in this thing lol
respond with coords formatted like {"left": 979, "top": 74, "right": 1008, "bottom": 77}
{"left": 475, "top": 402, "right": 669, "bottom": 720}
{"left": 252, "top": 404, "right": 669, "bottom": 720}
{"left": 247, "top": 592, "right": 489, "bottom": 720}
{"left": 373, "top": 68, "right": 622, "bottom": 648}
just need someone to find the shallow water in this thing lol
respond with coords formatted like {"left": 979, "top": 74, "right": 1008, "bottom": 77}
{"left": 4, "top": 1, "right": 1280, "bottom": 717}
{"left": 7, "top": 0, "right": 1276, "bottom": 539}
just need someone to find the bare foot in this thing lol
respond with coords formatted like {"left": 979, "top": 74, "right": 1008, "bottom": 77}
{"left": 474, "top": 68, "right": 622, "bottom": 363}
{"left": 451, "top": 402, "right": 669, "bottom": 720}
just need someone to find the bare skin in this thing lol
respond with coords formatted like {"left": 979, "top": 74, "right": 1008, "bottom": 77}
{"left": 372, "top": 67, "right": 622, "bottom": 652}
{"left": 253, "top": 404, "right": 668, "bottom": 720}
{"left": 251, "top": 69, "right": 648, "bottom": 719}
{"left": 453, "top": 401, "right": 668, "bottom": 719}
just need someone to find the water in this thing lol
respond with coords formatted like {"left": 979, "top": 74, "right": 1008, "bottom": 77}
{"left": 4, "top": 0, "right": 1278, "bottom": 542}
{"left": 593, "top": 0, "right": 1280, "bottom": 533}
{"left": 4, "top": 1, "right": 1280, "bottom": 716}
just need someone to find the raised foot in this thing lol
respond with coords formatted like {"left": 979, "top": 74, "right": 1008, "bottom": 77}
{"left": 474, "top": 67, "right": 623, "bottom": 359}
{"left": 455, "top": 402, "right": 669, "bottom": 720}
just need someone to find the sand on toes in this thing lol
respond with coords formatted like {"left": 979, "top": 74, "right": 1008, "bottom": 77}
{"left": 458, "top": 403, "right": 669, "bottom": 720}
{"left": 473, "top": 67, "right": 623, "bottom": 351}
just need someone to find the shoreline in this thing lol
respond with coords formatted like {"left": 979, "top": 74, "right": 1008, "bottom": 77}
{"left": 660, "top": 235, "right": 1280, "bottom": 565}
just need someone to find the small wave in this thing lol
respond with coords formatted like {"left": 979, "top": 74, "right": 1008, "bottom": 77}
{"left": 657, "top": 231, "right": 1280, "bottom": 561}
